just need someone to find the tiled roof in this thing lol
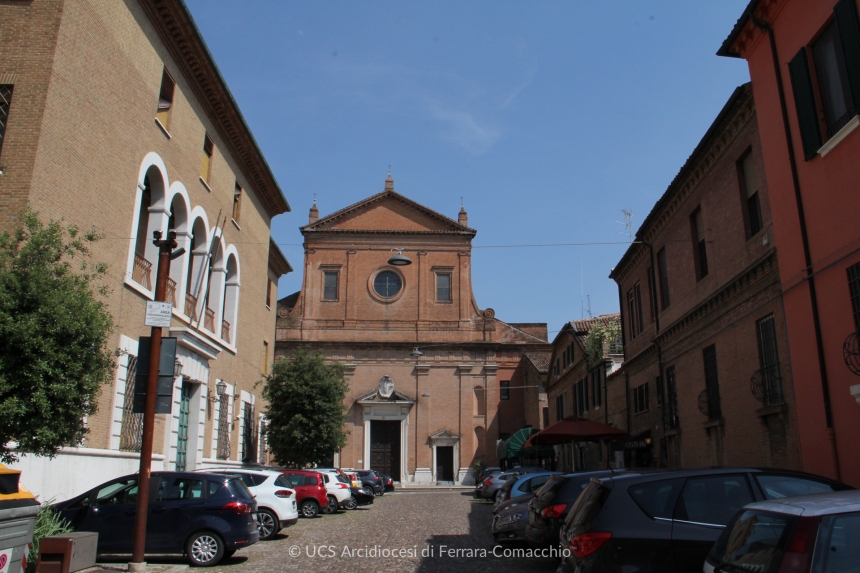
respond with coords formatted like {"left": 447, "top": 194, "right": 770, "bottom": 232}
{"left": 571, "top": 313, "right": 620, "bottom": 333}
{"left": 524, "top": 352, "right": 552, "bottom": 372}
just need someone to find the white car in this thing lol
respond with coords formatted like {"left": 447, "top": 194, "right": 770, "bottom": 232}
{"left": 197, "top": 468, "right": 298, "bottom": 540}
{"left": 312, "top": 469, "right": 353, "bottom": 513}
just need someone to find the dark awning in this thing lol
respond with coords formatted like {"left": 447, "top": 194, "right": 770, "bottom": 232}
{"left": 525, "top": 416, "right": 629, "bottom": 447}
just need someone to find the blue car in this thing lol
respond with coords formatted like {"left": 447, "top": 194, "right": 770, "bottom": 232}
{"left": 53, "top": 471, "right": 259, "bottom": 566}
{"left": 494, "top": 471, "right": 563, "bottom": 508}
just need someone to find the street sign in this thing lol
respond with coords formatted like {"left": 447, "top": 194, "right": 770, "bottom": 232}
{"left": 133, "top": 337, "right": 177, "bottom": 414}
{"left": 145, "top": 301, "right": 173, "bottom": 327}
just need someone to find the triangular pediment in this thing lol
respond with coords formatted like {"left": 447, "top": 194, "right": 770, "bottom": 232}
{"left": 429, "top": 429, "right": 460, "bottom": 440}
{"left": 356, "top": 388, "right": 416, "bottom": 404}
{"left": 303, "top": 191, "right": 475, "bottom": 235}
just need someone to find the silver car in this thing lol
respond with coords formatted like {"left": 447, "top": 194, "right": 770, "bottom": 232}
{"left": 480, "top": 467, "right": 544, "bottom": 501}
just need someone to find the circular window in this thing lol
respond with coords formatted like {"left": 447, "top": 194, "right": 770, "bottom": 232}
{"left": 373, "top": 271, "right": 403, "bottom": 298}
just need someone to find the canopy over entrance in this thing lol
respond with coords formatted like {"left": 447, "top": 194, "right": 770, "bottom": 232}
{"left": 525, "top": 416, "right": 629, "bottom": 447}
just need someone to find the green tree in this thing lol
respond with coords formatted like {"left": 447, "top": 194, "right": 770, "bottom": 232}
{"left": 261, "top": 348, "right": 349, "bottom": 467}
{"left": 0, "top": 210, "right": 115, "bottom": 464}
{"left": 584, "top": 318, "right": 622, "bottom": 364}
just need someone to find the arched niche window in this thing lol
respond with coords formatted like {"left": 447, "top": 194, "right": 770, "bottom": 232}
{"left": 166, "top": 195, "right": 189, "bottom": 306}
{"left": 221, "top": 253, "right": 240, "bottom": 344}
{"left": 185, "top": 217, "right": 209, "bottom": 319}
{"left": 131, "top": 166, "right": 167, "bottom": 291}
{"left": 202, "top": 238, "right": 225, "bottom": 333}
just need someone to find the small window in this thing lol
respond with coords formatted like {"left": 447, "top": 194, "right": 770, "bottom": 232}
{"left": 634, "top": 282, "right": 644, "bottom": 334}
{"left": 274, "top": 475, "right": 292, "bottom": 488}
{"left": 627, "top": 478, "right": 684, "bottom": 520}
{"left": 156, "top": 69, "right": 175, "bottom": 129}
{"left": 657, "top": 248, "right": 671, "bottom": 309}
{"left": 266, "top": 279, "right": 274, "bottom": 308}
{"left": 323, "top": 271, "right": 339, "bottom": 301}
{"left": 542, "top": 407, "right": 549, "bottom": 428}
{"left": 0, "top": 85, "right": 13, "bottom": 157}
{"left": 632, "top": 383, "right": 649, "bottom": 414}
{"left": 436, "top": 273, "right": 451, "bottom": 301}
{"left": 691, "top": 208, "right": 709, "bottom": 280}
{"left": 261, "top": 340, "right": 269, "bottom": 375}
{"left": 233, "top": 182, "right": 243, "bottom": 222}
{"left": 627, "top": 289, "right": 637, "bottom": 339}
{"left": 739, "top": 152, "right": 763, "bottom": 237}
{"left": 157, "top": 477, "right": 205, "bottom": 501}
{"left": 201, "top": 134, "right": 214, "bottom": 183}
{"left": 591, "top": 370, "right": 601, "bottom": 408}
{"left": 674, "top": 475, "right": 753, "bottom": 526}
{"left": 812, "top": 20, "right": 854, "bottom": 139}
{"left": 703, "top": 344, "right": 722, "bottom": 420}
{"left": 555, "top": 394, "right": 564, "bottom": 421}
{"left": 500, "top": 381, "right": 510, "bottom": 400}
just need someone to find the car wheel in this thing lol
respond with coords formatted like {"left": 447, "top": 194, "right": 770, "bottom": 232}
{"left": 323, "top": 495, "right": 338, "bottom": 514}
{"left": 374, "top": 488, "right": 383, "bottom": 497}
{"left": 344, "top": 496, "right": 358, "bottom": 510}
{"left": 300, "top": 499, "right": 320, "bottom": 518}
{"left": 257, "top": 508, "right": 279, "bottom": 540}
{"left": 186, "top": 531, "right": 225, "bottom": 567}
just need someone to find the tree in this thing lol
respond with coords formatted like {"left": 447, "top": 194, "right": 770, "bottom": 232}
{"left": 0, "top": 210, "right": 115, "bottom": 464}
{"left": 261, "top": 348, "right": 349, "bottom": 467}
{"left": 584, "top": 318, "right": 622, "bottom": 364}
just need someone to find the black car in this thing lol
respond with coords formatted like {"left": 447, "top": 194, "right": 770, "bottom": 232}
{"left": 557, "top": 467, "right": 851, "bottom": 573}
{"left": 378, "top": 473, "right": 395, "bottom": 493}
{"left": 53, "top": 471, "right": 259, "bottom": 567}
{"left": 352, "top": 469, "right": 384, "bottom": 495}
{"left": 346, "top": 485, "right": 375, "bottom": 509}
{"left": 525, "top": 469, "right": 626, "bottom": 550}
{"left": 492, "top": 493, "right": 536, "bottom": 545}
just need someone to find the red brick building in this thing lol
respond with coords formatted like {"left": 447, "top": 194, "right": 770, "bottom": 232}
{"left": 276, "top": 177, "right": 550, "bottom": 484}
{"left": 719, "top": 0, "right": 860, "bottom": 486}
{"left": 610, "top": 84, "right": 800, "bottom": 471}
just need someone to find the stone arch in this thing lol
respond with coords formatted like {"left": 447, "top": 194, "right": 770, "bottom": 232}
{"left": 128, "top": 154, "right": 169, "bottom": 291}
{"left": 221, "top": 247, "right": 240, "bottom": 344}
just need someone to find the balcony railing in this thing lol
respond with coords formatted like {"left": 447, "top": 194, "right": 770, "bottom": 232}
{"left": 185, "top": 293, "right": 198, "bottom": 319}
{"left": 166, "top": 278, "right": 177, "bottom": 306}
{"left": 204, "top": 307, "right": 215, "bottom": 332}
{"left": 132, "top": 253, "right": 152, "bottom": 289}
{"left": 221, "top": 320, "right": 231, "bottom": 344}
{"left": 750, "top": 365, "right": 785, "bottom": 407}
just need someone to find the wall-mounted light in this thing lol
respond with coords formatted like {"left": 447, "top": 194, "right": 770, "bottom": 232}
{"left": 411, "top": 347, "right": 424, "bottom": 358}
{"left": 388, "top": 248, "right": 412, "bottom": 266}
{"left": 208, "top": 379, "right": 229, "bottom": 403}
{"left": 174, "top": 360, "right": 183, "bottom": 379}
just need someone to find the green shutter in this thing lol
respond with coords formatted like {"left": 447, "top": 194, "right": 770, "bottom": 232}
{"left": 835, "top": 0, "right": 860, "bottom": 111}
{"left": 788, "top": 48, "right": 823, "bottom": 160}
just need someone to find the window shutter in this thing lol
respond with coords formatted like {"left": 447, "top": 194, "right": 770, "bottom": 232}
{"left": 835, "top": 0, "right": 860, "bottom": 111}
{"left": 788, "top": 48, "right": 823, "bottom": 160}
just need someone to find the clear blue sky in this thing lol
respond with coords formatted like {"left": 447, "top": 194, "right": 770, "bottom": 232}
{"left": 184, "top": 1, "right": 751, "bottom": 337}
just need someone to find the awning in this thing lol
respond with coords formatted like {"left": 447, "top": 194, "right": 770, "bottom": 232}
{"left": 525, "top": 416, "right": 629, "bottom": 447}
{"left": 505, "top": 427, "right": 539, "bottom": 458}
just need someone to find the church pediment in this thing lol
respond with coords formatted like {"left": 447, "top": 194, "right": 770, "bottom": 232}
{"left": 429, "top": 429, "right": 460, "bottom": 441}
{"left": 357, "top": 376, "right": 416, "bottom": 404}
{"left": 303, "top": 190, "right": 475, "bottom": 236}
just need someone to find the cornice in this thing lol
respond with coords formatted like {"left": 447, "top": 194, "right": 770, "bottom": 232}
{"left": 139, "top": 0, "right": 289, "bottom": 218}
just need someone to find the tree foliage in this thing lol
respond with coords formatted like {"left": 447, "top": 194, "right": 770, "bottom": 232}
{"left": 0, "top": 210, "right": 115, "bottom": 464}
{"left": 261, "top": 348, "right": 349, "bottom": 467}
{"left": 584, "top": 318, "right": 622, "bottom": 364}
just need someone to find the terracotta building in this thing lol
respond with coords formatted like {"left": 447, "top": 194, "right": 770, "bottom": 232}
{"left": 544, "top": 315, "right": 623, "bottom": 472}
{"left": 275, "top": 177, "right": 550, "bottom": 484}
{"left": 610, "top": 84, "right": 799, "bottom": 471}
{"left": 521, "top": 352, "right": 552, "bottom": 432}
{"left": 719, "top": 0, "right": 860, "bottom": 486}
{"left": 1, "top": 0, "right": 290, "bottom": 499}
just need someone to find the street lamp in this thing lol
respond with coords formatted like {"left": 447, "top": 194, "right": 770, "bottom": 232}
{"left": 388, "top": 248, "right": 412, "bottom": 266}
{"left": 174, "top": 360, "right": 183, "bottom": 379}
{"left": 208, "top": 379, "right": 228, "bottom": 403}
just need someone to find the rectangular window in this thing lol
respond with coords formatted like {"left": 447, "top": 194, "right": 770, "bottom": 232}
{"left": 647, "top": 266, "right": 658, "bottom": 321}
{"left": 633, "top": 383, "right": 649, "bottom": 414}
{"left": 500, "top": 381, "right": 510, "bottom": 400}
{"left": 848, "top": 262, "right": 860, "bottom": 330}
{"left": 201, "top": 134, "right": 214, "bottom": 183}
{"left": 436, "top": 273, "right": 451, "bottom": 301}
{"left": 0, "top": 85, "right": 12, "bottom": 157}
{"left": 573, "top": 378, "right": 588, "bottom": 416}
{"left": 591, "top": 369, "right": 601, "bottom": 408}
{"left": 739, "top": 151, "right": 763, "bottom": 237}
{"left": 233, "top": 182, "right": 243, "bottom": 222}
{"left": 323, "top": 271, "right": 338, "bottom": 301}
{"left": 156, "top": 69, "right": 175, "bottom": 129}
{"left": 627, "top": 289, "right": 637, "bottom": 339}
{"left": 266, "top": 279, "right": 274, "bottom": 308}
{"left": 634, "top": 282, "right": 644, "bottom": 334}
{"left": 691, "top": 207, "right": 709, "bottom": 280}
{"left": 813, "top": 19, "right": 854, "bottom": 138}
{"left": 756, "top": 314, "right": 784, "bottom": 406}
{"left": 703, "top": 344, "right": 722, "bottom": 420}
{"left": 261, "top": 341, "right": 269, "bottom": 376}
{"left": 657, "top": 248, "right": 671, "bottom": 309}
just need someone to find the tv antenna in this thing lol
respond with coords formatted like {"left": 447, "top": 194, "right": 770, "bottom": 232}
{"left": 617, "top": 209, "right": 634, "bottom": 243}
{"left": 587, "top": 295, "right": 592, "bottom": 318}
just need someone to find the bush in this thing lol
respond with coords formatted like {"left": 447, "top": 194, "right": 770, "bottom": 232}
{"left": 27, "top": 501, "right": 72, "bottom": 573}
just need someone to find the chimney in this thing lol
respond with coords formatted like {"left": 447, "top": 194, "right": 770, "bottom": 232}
{"left": 458, "top": 205, "right": 468, "bottom": 227}
{"left": 309, "top": 200, "right": 319, "bottom": 224}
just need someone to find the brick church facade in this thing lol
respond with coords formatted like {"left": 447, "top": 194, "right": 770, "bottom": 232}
{"left": 276, "top": 176, "right": 549, "bottom": 484}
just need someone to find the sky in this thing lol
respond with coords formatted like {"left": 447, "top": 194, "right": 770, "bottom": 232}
{"left": 184, "top": 0, "right": 751, "bottom": 337}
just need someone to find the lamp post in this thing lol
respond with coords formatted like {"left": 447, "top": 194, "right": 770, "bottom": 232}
{"left": 130, "top": 230, "right": 181, "bottom": 570}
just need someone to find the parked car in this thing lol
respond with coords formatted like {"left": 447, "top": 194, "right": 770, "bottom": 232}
{"left": 277, "top": 470, "right": 329, "bottom": 518}
{"left": 474, "top": 467, "right": 502, "bottom": 497}
{"left": 525, "top": 469, "right": 626, "bottom": 550}
{"left": 704, "top": 490, "right": 860, "bottom": 573}
{"left": 481, "top": 467, "right": 545, "bottom": 501}
{"left": 53, "top": 471, "right": 258, "bottom": 566}
{"left": 313, "top": 470, "right": 353, "bottom": 513}
{"left": 348, "top": 469, "right": 384, "bottom": 495}
{"left": 194, "top": 468, "right": 298, "bottom": 540}
{"left": 378, "top": 473, "right": 395, "bottom": 493}
{"left": 495, "top": 471, "right": 562, "bottom": 510}
{"left": 556, "top": 468, "right": 851, "bottom": 573}
{"left": 345, "top": 472, "right": 375, "bottom": 509}
{"left": 493, "top": 497, "right": 533, "bottom": 546}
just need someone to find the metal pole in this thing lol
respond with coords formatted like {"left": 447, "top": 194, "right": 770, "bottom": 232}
{"left": 130, "top": 230, "right": 176, "bottom": 568}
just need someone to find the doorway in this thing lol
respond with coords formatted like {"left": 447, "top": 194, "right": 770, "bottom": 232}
{"left": 370, "top": 420, "right": 401, "bottom": 481}
{"left": 436, "top": 446, "right": 454, "bottom": 483}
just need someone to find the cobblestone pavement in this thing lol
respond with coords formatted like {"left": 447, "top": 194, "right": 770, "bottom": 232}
{"left": 131, "top": 491, "right": 562, "bottom": 573}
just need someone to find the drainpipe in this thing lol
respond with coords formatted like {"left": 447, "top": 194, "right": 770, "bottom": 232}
{"left": 751, "top": 14, "right": 840, "bottom": 480}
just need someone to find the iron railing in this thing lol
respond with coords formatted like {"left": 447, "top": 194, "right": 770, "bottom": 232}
{"left": 204, "top": 307, "right": 215, "bottom": 331}
{"left": 132, "top": 253, "right": 152, "bottom": 289}
{"left": 166, "top": 278, "right": 177, "bottom": 306}
{"left": 242, "top": 403, "right": 256, "bottom": 463}
{"left": 119, "top": 355, "right": 143, "bottom": 452}
{"left": 185, "top": 292, "right": 197, "bottom": 319}
{"left": 750, "top": 365, "right": 785, "bottom": 406}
